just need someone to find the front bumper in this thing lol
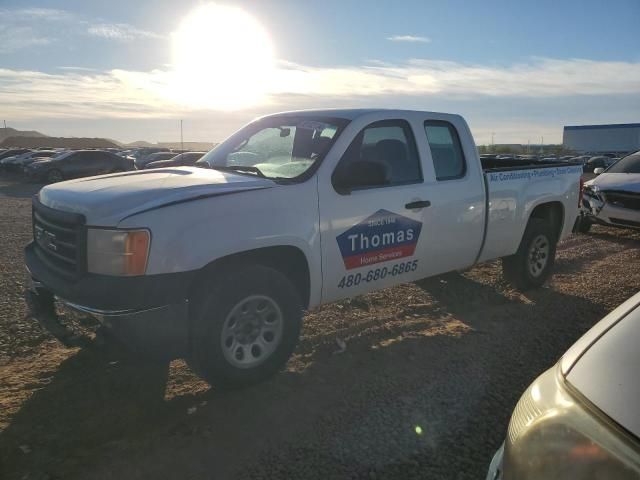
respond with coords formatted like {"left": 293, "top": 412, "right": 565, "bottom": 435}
{"left": 25, "top": 240, "right": 195, "bottom": 359}
{"left": 26, "top": 280, "right": 189, "bottom": 359}
{"left": 581, "top": 191, "right": 640, "bottom": 230}
{"left": 486, "top": 443, "right": 504, "bottom": 480}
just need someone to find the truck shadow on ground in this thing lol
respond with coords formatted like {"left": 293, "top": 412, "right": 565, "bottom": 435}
{"left": 0, "top": 277, "right": 610, "bottom": 480}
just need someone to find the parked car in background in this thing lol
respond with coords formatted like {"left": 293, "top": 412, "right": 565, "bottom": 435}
{"left": 145, "top": 151, "right": 206, "bottom": 169}
{"left": 487, "top": 291, "right": 640, "bottom": 480}
{"left": 0, "top": 149, "right": 32, "bottom": 170}
{"left": 0, "top": 148, "right": 30, "bottom": 162}
{"left": 24, "top": 149, "right": 134, "bottom": 183}
{"left": 132, "top": 147, "right": 171, "bottom": 169}
{"left": 139, "top": 151, "right": 179, "bottom": 167}
{"left": 583, "top": 156, "right": 614, "bottom": 173}
{"left": 10, "top": 150, "right": 59, "bottom": 171}
{"left": 577, "top": 150, "right": 640, "bottom": 232}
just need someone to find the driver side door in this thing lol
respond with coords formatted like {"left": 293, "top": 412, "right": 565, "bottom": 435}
{"left": 318, "top": 119, "right": 431, "bottom": 303}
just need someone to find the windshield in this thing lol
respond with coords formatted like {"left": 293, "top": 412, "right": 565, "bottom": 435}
{"left": 198, "top": 116, "right": 348, "bottom": 180}
{"left": 605, "top": 152, "right": 640, "bottom": 174}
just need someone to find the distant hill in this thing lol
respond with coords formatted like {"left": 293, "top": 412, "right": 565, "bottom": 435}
{"left": 125, "top": 141, "right": 217, "bottom": 151}
{"left": 0, "top": 127, "right": 47, "bottom": 143}
{"left": 127, "top": 140, "right": 155, "bottom": 147}
{"left": 0, "top": 136, "right": 121, "bottom": 149}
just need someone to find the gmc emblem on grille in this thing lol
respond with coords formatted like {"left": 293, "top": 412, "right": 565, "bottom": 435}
{"left": 35, "top": 225, "right": 58, "bottom": 251}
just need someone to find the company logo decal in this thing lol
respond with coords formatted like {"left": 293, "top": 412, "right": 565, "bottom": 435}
{"left": 336, "top": 209, "right": 422, "bottom": 270}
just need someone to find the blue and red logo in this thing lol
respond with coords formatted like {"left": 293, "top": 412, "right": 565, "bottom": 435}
{"left": 336, "top": 209, "right": 422, "bottom": 270}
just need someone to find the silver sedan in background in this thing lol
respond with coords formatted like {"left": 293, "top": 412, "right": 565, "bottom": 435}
{"left": 487, "top": 291, "right": 640, "bottom": 479}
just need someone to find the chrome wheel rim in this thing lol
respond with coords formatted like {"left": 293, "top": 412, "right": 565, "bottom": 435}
{"left": 528, "top": 234, "right": 549, "bottom": 278}
{"left": 221, "top": 295, "right": 283, "bottom": 369}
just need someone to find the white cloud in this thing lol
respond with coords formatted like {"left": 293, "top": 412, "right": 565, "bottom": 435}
{"left": 1, "top": 57, "right": 639, "bottom": 143}
{"left": 87, "top": 23, "right": 161, "bottom": 41}
{"left": 0, "top": 68, "right": 179, "bottom": 120}
{"left": 269, "top": 57, "right": 640, "bottom": 98}
{"left": 0, "top": 7, "right": 160, "bottom": 52}
{"left": 387, "top": 35, "right": 431, "bottom": 43}
{"left": 0, "top": 25, "right": 53, "bottom": 53}
{"left": 4, "top": 8, "right": 74, "bottom": 21}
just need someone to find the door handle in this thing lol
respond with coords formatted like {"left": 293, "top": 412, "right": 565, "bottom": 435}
{"left": 405, "top": 200, "right": 431, "bottom": 209}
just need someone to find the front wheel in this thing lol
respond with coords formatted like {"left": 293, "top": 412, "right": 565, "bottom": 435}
{"left": 189, "top": 265, "right": 302, "bottom": 388}
{"left": 502, "top": 218, "right": 557, "bottom": 291}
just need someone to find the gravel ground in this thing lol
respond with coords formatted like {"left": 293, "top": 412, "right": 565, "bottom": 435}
{"left": 0, "top": 176, "right": 639, "bottom": 480}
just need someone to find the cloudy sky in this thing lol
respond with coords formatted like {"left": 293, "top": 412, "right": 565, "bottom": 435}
{"left": 1, "top": 0, "right": 639, "bottom": 144}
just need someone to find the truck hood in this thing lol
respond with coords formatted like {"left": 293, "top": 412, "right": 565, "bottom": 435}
{"left": 585, "top": 173, "right": 640, "bottom": 193}
{"left": 38, "top": 167, "right": 275, "bottom": 226}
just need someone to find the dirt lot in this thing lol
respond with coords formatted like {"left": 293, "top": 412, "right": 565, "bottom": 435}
{"left": 1, "top": 176, "right": 639, "bottom": 480}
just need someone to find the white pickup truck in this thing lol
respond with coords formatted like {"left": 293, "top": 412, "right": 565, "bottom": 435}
{"left": 25, "top": 109, "right": 583, "bottom": 387}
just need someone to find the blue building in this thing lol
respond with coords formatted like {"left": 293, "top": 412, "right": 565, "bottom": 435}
{"left": 563, "top": 123, "right": 640, "bottom": 154}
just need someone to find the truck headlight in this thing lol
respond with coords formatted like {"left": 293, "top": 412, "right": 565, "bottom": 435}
{"left": 87, "top": 229, "right": 150, "bottom": 276}
{"left": 503, "top": 365, "right": 640, "bottom": 479}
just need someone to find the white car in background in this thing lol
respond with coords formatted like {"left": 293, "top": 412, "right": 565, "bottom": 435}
{"left": 487, "top": 291, "right": 640, "bottom": 479}
{"left": 577, "top": 151, "right": 640, "bottom": 232}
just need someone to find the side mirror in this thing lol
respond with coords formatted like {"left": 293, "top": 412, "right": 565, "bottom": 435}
{"left": 333, "top": 160, "right": 388, "bottom": 194}
{"left": 594, "top": 167, "right": 605, "bottom": 175}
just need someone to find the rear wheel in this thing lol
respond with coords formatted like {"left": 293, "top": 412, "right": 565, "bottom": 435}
{"left": 189, "top": 265, "right": 302, "bottom": 388}
{"left": 47, "top": 169, "right": 63, "bottom": 183}
{"left": 503, "top": 218, "right": 557, "bottom": 290}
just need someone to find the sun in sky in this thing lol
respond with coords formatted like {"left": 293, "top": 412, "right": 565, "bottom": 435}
{"left": 169, "top": 3, "right": 275, "bottom": 110}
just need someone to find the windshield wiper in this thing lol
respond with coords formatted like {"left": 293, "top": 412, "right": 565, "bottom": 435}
{"left": 210, "top": 165, "right": 267, "bottom": 178}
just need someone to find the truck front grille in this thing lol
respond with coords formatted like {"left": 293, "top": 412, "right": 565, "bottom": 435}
{"left": 604, "top": 190, "right": 640, "bottom": 211}
{"left": 32, "top": 197, "right": 86, "bottom": 279}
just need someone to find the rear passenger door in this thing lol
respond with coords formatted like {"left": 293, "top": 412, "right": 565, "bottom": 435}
{"left": 415, "top": 118, "right": 486, "bottom": 275}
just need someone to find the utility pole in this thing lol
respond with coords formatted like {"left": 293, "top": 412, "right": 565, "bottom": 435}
{"left": 3, "top": 120, "right": 6, "bottom": 129}
{"left": 180, "top": 120, "right": 184, "bottom": 152}
{"left": 527, "top": 139, "right": 530, "bottom": 153}
{"left": 491, "top": 132, "right": 495, "bottom": 152}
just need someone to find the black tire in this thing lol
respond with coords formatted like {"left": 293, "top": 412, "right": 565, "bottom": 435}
{"left": 575, "top": 216, "right": 592, "bottom": 233}
{"left": 502, "top": 218, "right": 557, "bottom": 291}
{"left": 47, "top": 169, "right": 63, "bottom": 183}
{"left": 189, "top": 265, "right": 302, "bottom": 388}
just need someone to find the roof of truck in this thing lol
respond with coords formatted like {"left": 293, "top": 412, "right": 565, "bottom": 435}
{"left": 265, "top": 108, "right": 453, "bottom": 120}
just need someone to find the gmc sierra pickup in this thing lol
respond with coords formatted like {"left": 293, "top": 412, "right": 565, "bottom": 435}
{"left": 25, "top": 109, "right": 583, "bottom": 387}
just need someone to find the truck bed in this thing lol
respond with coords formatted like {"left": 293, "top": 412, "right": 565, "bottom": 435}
{"left": 477, "top": 159, "right": 583, "bottom": 264}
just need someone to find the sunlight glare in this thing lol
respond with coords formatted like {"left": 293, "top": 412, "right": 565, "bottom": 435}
{"left": 169, "top": 3, "right": 275, "bottom": 110}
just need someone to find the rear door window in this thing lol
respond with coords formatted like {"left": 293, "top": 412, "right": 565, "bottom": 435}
{"left": 424, "top": 121, "right": 466, "bottom": 180}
